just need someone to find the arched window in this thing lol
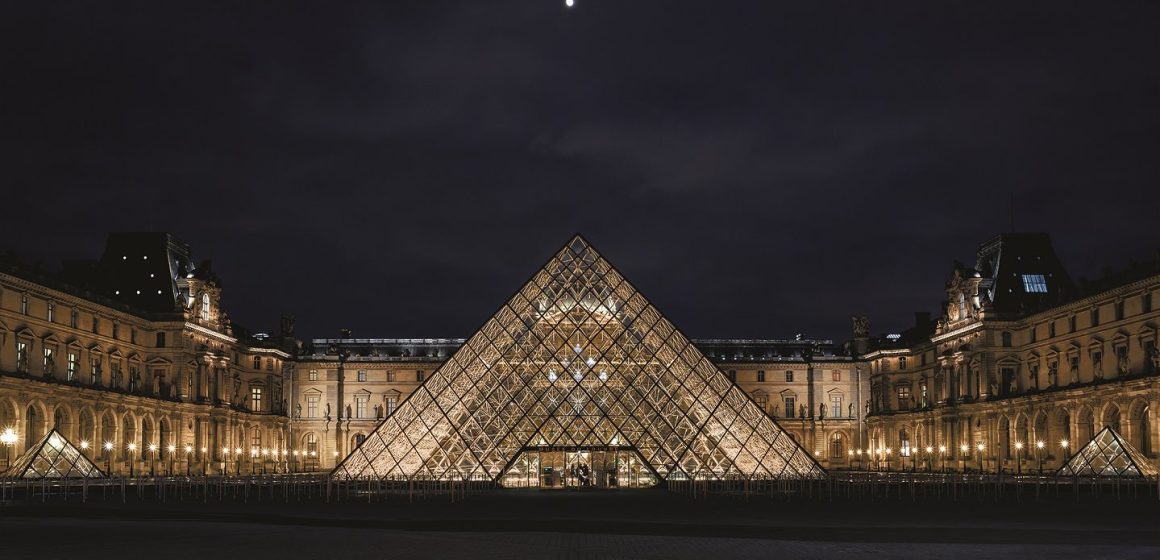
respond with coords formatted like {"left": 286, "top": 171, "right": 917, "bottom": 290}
{"left": 200, "top": 292, "right": 210, "bottom": 322}
{"left": 251, "top": 427, "right": 262, "bottom": 453}
{"left": 25, "top": 405, "right": 42, "bottom": 448}
{"left": 829, "top": 432, "right": 845, "bottom": 459}
{"left": 1102, "top": 405, "right": 1121, "bottom": 434}
{"left": 899, "top": 429, "right": 911, "bottom": 457}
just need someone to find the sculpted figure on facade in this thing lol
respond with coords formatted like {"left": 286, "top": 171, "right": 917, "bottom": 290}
{"left": 852, "top": 315, "right": 870, "bottom": 338}
{"left": 1047, "top": 360, "right": 1058, "bottom": 387}
{"left": 818, "top": 403, "right": 826, "bottom": 419}
{"left": 1028, "top": 363, "right": 1039, "bottom": 391}
{"left": 1092, "top": 351, "right": 1103, "bottom": 381}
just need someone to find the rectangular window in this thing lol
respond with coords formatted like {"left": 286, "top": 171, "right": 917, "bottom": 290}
{"left": 784, "top": 396, "right": 796, "bottom": 418}
{"left": 130, "top": 328, "right": 136, "bottom": 344}
{"left": 785, "top": 370, "right": 794, "bottom": 382}
{"left": 1001, "top": 331, "right": 1012, "bottom": 347}
{"left": 416, "top": 370, "right": 425, "bottom": 382}
{"left": 1144, "top": 292, "right": 1153, "bottom": 314}
{"left": 67, "top": 352, "right": 78, "bottom": 381}
{"left": 1091, "top": 307, "right": 1100, "bottom": 328}
{"left": 1022, "top": 274, "right": 1048, "bottom": 293}
{"left": 111, "top": 362, "right": 122, "bottom": 389}
{"left": 386, "top": 396, "right": 398, "bottom": 416}
{"left": 252, "top": 356, "right": 261, "bottom": 369}
{"left": 20, "top": 294, "right": 28, "bottom": 315}
{"left": 1029, "top": 326, "right": 1037, "bottom": 343}
{"left": 266, "top": 358, "right": 273, "bottom": 372}
{"left": 1115, "top": 301, "right": 1124, "bottom": 321}
{"left": 387, "top": 371, "right": 397, "bottom": 382}
{"left": 897, "top": 386, "right": 911, "bottom": 411}
{"left": 756, "top": 370, "right": 765, "bottom": 382}
{"left": 250, "top": 386, "right": 263, "bottom": 411}
{"left": 92, "top": 316, "right": 99, "bottom": 335}
{"left": 727, "top": 370, "right": 736, "bottom": 383}
{"left": 356, "top": 395, "right": 368, "bottom": 419}
{"left": 90, "top": 357, "right": 100, "bottom": 385}
{"left": 308, "top": 369, "right": 319, "bottom": 381}
{"left": 42, "top": 347, "right": 54, "bottom": 376}
{"left": 899, "top": 356, "right": 907, "bottom": 370}
{"left": 357, "top": 369, "right": 367, "bottom": 382}
{"left": 16, "top": 341, "right": 29, "bottom": 373}
{"left": 156, "top": 332, "right": 166, "bottom": 348}
{"left": 70, "top": 309, "right": 78, "bottom": 329}
{"left": 920, "top": 352, "right": 927, "bottom": 366}
{"left": 306, "top": 395, "right": 319, "bottom": 418}
{"left": 1069, "top": 316, "right": 1077, "bottom": 333}
{"left": 920, "top": 381, "right": 928, "bottom": 407}
{"left": 832, "top": 370, "right": 841, "bottom": 382}
{"left": 830, "top": 395, "right": 842, "bottom": 418}
{"left": 47, "top": 301, "right": 55, "bottom": 323}
{"left": 1049, "top": 320, "right": 1056, "bottom": 338}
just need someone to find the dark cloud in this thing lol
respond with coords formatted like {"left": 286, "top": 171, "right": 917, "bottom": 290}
{"left": 1, "top": 1, "right": 1157, "bottom": 341}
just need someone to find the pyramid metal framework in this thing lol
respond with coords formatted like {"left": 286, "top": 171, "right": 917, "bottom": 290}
{"left": 3, "top": 428, "right": 105, "bottom": 479}
{"left": 1056, "top": 426, "right": 1158, "bottom": 478}
{"left": 334, "top": 236, "right": 825, "bottom": 482}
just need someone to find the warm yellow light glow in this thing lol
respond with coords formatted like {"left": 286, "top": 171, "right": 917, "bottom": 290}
{"left": 80, "top": 440, "right": 90, "bottom": 449}
{"left": 1036, "top": 440, "right": 1045, "bottom": 449}
{"left": 976, "top": 442, "right": 985, "bottom": 451}
{"left": 1061, "top": 439, "right": 1069, "bottom": 448}
{"left": 148, "top": 444, "right": 157, "bottom": 452}
{"left": 222, "top": 447, "right": 230, "bottom": 455}
{"left": 1015, "top": 442, "right": 1024, "bottom": 450}
{"left": 167, "top": 444, "right": 176, "bottom": 453}
{"left": 184, "top": 445, "right": 193, "bottom": 453}
{"left": 925, "top": 446, "right": 933, "bottom": 453}
{"left": 0, "top": 428, "right": 18, "bottom": 445}
{"left": 938, "top": 445, "right": 947, "bottom": 453}
{"left": 104, "top": 441, "right": 114, "bottom": 451}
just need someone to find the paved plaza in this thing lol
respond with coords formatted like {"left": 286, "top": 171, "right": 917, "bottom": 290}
{"left": 2, "top": 490, "right": 1158, "bottom": 559}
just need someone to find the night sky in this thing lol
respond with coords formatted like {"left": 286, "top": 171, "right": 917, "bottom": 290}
{"left": 2, "top": 1, "right": 1157, "bottom": 342}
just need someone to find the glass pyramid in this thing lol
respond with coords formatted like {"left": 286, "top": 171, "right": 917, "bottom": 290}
{"left": 334, "top": 236, "right": 825, "bottom": 482}
{"left": 1056, "top": 426, "right": 1158, "bottom": 478}
{"left": 3, "top": 428, "right": 105, "bottom": 479}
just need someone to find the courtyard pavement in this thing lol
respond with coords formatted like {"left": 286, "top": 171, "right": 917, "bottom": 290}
{"left": 2, "top": 489, "right": 1158, "bottom": 559}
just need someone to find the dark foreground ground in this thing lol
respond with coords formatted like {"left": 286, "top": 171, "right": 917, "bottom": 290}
{"left": 2, "top": 489, "right": 1158, "bottom": 559}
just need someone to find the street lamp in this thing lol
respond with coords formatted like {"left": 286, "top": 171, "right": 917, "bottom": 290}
{"left": 959, "top": 444, "right": 968, "bottom": 472}
{"left": 1, "top": 427, "right": 18, "bottom": 470}
{"left": 128, "top": 443, "right": 137, "bottom": 477}
{"left": 147, "top": 444, "right": 158, "bottom": 476}
{"left": 925, "top": 446, "right": 933, "bottom": 472}
{"left": 976, "top": 442, "right": 985, "bottom": 473}
{"left": 103, "top": 441, "right": 114, "bottom": 474}
{"left": 938, "top": 445, "right": 947, "bottom": 472}
{"left": 884, "top": 448, "right": 892, "bottom": 471}
{"left": 221, "top": 447, "right": 230, "bottom": 475}
{"left": 1014, "top": 441, "right": 1024, "bottom": 475}
{"left": 166, "top": 444, "right": 176, "bottom": 475}
{"left": 1035, "top": 440, "right": 1045, "bottom": 474}
{"left": 184, "top": 445, "right": 193, "bottom": 476}
{"left": 200, "top": 447, "right": 207, "bottom": 476}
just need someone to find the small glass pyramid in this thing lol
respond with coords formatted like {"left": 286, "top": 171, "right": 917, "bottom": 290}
{"left": 334, "top": 235, "right": 825, "bottom": 482}
{"left": 1056, "top": 426, "right": 1158, "bottom": 478}
{"left": 4, "top": 428, "right": 105, "bottom": 479}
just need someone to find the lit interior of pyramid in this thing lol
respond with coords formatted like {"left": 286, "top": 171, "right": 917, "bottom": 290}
{"left": 333, "top": 237, "right": 824, "bottom": 484}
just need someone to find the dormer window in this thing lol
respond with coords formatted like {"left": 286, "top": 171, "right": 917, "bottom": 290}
{"left": 1022, "top": 274, "right": 1048, "bottom": 293}
{"left": 200, "top": 293, "right": 211, "bottom": 321}
{"left": 957, "top": 293, "right": 966, "bottom": 320}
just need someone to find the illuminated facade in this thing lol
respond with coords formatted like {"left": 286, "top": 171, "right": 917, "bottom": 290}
{"left": 864, "top": 234, "right": 1160, "bottom": 473}
{"left": 5, "top": 231, "right": 1154, "bottom": 479}
{"left": 331, "top": 237, "right": 825, "bottom": 484}
{"left": 0, "top": 233, "right": 291, "bottom": 476}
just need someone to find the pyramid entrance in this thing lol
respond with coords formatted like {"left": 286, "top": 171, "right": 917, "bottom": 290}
{"left": 334, "top": 236, "right": 825, "bottom": 484}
